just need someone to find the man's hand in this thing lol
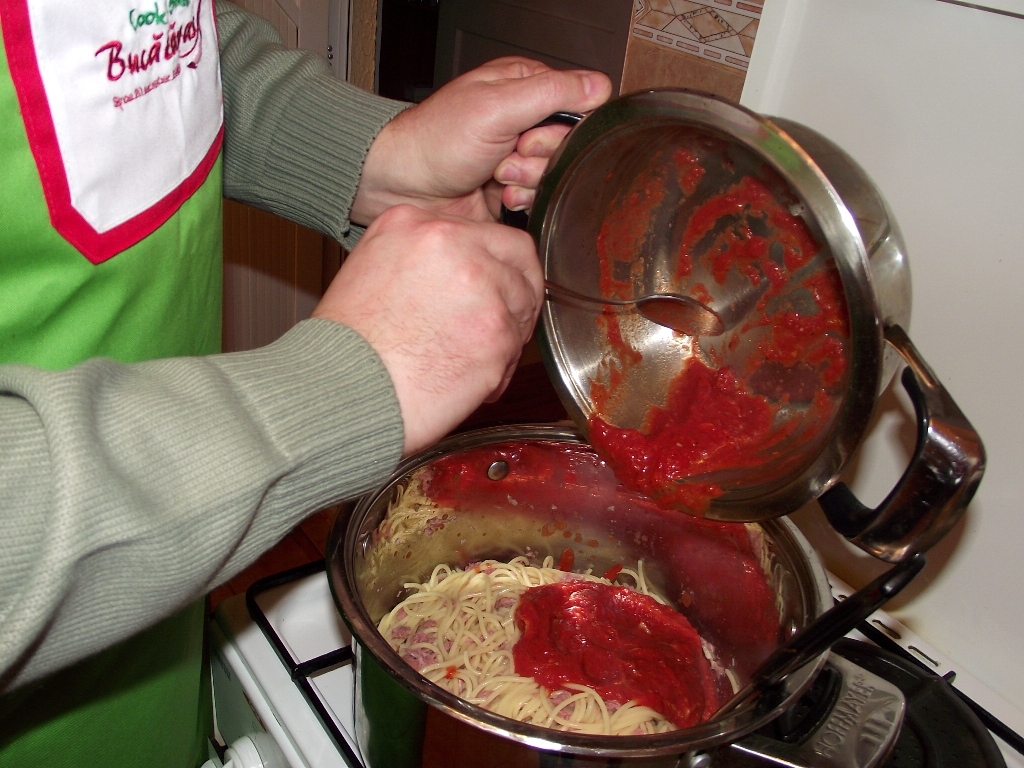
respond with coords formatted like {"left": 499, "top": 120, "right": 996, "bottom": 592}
{"left": 351, "top": 58, "right": 612, "bottom": 225}
{"left": 313, "top": 205, "right": 544, "bottom": 456}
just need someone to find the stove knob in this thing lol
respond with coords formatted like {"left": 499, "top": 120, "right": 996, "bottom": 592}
{"left": 221, "top": 733, "right": 288, "bottom": 768}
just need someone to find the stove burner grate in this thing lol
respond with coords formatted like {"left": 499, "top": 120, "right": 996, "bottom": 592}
{"left": 829, "top": 639, "right": 1007, "bottom": 768}
{"left": 246, "top": 560, "right": 363, "bottom": 768}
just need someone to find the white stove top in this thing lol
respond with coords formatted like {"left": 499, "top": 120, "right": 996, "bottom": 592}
{"left": 209, "top": 567, "right": 1024, "bottom": 768}
{"left": 211, "top": 570, "right": 358, "bottom": 768}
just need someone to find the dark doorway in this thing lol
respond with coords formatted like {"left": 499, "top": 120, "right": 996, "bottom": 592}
{"left": 377, "top": 0, "right": 439, "bottom": 102}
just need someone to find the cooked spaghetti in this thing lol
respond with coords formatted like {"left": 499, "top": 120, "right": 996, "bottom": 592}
{"left": 378, "top": 556, "right": 686, "bottom": 735}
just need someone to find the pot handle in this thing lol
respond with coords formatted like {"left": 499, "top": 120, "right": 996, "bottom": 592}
{"left": 818, "top": 324, "right": 986, "bottom": 563}
{"left": 500, "top": 112, "right": 583, "bottom": 231}
{"left": 712, "top": 553, "right": 925, "bottom": 719}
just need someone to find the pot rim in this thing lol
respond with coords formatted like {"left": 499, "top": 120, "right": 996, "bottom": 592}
{"left": 327, "top": 424, "right": 835, "bottom": 757}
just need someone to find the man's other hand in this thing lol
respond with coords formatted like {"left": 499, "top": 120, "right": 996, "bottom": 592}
{"left": 313, "top": 205, "right": 544, "bottom": 455}
{"left": 351, "top": 58, "right": 613, "bottom": 225}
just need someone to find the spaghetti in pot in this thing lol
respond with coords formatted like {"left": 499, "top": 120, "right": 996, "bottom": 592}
{"left": 367, "top": 455, "right": 786, "bottom": 735}
{"left": 378, "top": 556, "right": 687, "bottom": 736}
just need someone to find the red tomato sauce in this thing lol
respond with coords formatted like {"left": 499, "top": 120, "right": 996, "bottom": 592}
{"left": 602, "top": 563, "right": 624, "bottom": 581}
{"left": 588, "top": 142, "right": 850, "bottom": 514}
{"left": 513, "top": 580, "right": 719, "bottom": 728}
{"left": 420, "top": 442, "right": 783, "bottom": 682}
{"left": 556, "top": 547, "right": 575, "bottom": 572}
{"left": 590, "top": 358, "right": 791, "bottom": 513}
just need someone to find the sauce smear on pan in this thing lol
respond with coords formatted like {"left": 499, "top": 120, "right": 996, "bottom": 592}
{"left": 587, "top": 140, "right": 850, "bottom": 514}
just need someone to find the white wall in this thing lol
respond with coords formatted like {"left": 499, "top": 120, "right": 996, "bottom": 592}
{"left": 742, "top": 0, "right": 1024, "bottom": 712}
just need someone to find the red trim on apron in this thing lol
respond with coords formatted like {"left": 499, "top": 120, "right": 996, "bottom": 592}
{"left": 0, "top": 0, "right": 223, "bottom": 264}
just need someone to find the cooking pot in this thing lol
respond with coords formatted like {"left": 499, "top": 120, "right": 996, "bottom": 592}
{"left": 523, "top": 90, "right": 984, "bottom": 562}
{"left": 328, "top": 424, "right": 851, "bottom": 766}
{"left": 325, "top": 91, "right": 986, "bottom": 766}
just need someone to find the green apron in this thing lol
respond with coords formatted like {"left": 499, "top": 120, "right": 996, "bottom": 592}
{"left": 0, "top": 19, "right": 223, "bottom": 768}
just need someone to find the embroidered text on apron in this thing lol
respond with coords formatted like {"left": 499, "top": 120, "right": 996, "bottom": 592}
{"left": 2, "top": 0, "right": 222, "bottom": 263}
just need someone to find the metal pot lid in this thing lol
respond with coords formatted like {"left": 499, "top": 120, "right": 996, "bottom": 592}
{"left": 529, "top": 90, "right": 885, "bottom": 522}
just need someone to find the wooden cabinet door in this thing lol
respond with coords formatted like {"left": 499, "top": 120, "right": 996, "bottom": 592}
{"left": 222, "top": 200, "right": 341, "bottom": 352}
{"left": 433, "top": 0, "right": 633, "bottom": 92}
{"left": 237, "top": 0, "right": 329, "bottom": 59}
{"left": 221, "top": 0, "right": 340, "bottom": 353}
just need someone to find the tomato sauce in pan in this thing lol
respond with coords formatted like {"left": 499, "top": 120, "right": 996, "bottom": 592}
{"left": 421, "top": 441, "right": 783, "bottom": 685}
{"left": 513, "top": 580, "right": 719, "bottom": 728}
{"left": 588, "top": 142, "right": 850, "bottom": 514}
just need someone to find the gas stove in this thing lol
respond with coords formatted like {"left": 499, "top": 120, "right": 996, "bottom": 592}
{"left": 207, "top": 561, "right": 1024, "bottom": 768}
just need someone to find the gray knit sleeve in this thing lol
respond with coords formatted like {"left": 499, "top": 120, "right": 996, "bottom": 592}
{"left": 215, "top": 0, "right": 409, "bottom": 247}
{"left": 0, "top": 319, "right": 403, "bottom": 690}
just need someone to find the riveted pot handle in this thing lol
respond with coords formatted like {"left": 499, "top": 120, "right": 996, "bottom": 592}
{"left": 818, "top": 325, "right": 985, "bottom": 563}
{"left": 500, "top": 112, "right": 583, "bottom": 231}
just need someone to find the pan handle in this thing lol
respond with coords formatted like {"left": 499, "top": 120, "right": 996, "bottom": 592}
{"left": 499, "top": 112, "right": 583, "bottom": 231}
{"left": 712, "top": 553, "right": 925, "bottom": 719}
{"left": 818, "top": 324, "right": 986, "bottom": 563}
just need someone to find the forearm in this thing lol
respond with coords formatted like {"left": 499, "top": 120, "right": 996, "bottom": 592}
{"left": 215, "top": 0, "right": 408, "bottom": 247}
{"left": 0, "top": 319, "right": 403, "bottom": 690}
